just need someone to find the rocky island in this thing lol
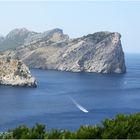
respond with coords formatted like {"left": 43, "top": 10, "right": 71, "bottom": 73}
{"left": 0, "top": 28, "right": 126, "bottom": 74}
{"left": 0, "top": 58, "right": 36, "bottom": 87}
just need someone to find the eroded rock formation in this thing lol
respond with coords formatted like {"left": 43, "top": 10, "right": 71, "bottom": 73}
{"left": 0, "top": 28, "right": 126, "bottom": 74}
{"left": 0, "top": 58, "right": 37, "bottom": 87}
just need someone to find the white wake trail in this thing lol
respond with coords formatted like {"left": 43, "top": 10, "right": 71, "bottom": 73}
{"left": 69, "top": 97, "right": 89, "bottom": 113}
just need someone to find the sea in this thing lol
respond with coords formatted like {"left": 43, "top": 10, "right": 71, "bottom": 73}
{"left": 0, "top": 54, "right": 140, "bottom": 131}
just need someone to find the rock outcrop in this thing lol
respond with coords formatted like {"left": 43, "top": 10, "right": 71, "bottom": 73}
{"left": 0, "top": 28, "right": 126, "bottom": 74}
{"left": 0, "top": 28, "right": 37, "bottom": 51}
{"left": 0, "top": 58, "right": 37, "bottom": 87}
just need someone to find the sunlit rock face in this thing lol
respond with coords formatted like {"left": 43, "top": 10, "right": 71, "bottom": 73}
{"left": 0, "top": 28, "right": 126, "bottom": 74}
{"left": 0, "top": 58, "right": 37, "bottom": 87}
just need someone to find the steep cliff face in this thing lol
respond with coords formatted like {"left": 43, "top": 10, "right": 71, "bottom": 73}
{"left": 56, "top": 32, "right": 126, "bottom": 73}
{"left": 0, "top": 58, "right": 37, "bottom": 87}
{"left": 0, "top": 28, "right": 126, "bottom": 74}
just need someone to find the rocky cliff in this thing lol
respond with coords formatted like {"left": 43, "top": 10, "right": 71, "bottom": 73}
{"left": 0, "top": 58, "right": 37, "bottom": 87}
{"left": 0, "top": 28, "right": 126, "bottom": 74}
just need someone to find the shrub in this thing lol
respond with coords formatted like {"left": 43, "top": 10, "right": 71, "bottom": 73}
{"left": 1, "top": 113, "right": 140, "bottom": 139}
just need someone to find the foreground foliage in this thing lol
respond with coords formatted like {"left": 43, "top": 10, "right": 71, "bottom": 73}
{"left": 0, "top": 113, "right": 140, "bottom": 139}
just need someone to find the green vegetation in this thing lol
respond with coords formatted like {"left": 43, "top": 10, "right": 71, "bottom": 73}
{"left": 0, "top": 113, "right": 140, "bottom": 139}
{"left": 14, "top": 61, "right": 28, "bottom": 78}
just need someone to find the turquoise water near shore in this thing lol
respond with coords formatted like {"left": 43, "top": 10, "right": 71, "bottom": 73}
{"left": 0, "top": 54, "right": 140, "bottom": 131}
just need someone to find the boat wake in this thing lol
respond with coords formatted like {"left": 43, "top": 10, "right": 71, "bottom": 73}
{"left": 69, "top": 97, "right": 89, "bottom": 113}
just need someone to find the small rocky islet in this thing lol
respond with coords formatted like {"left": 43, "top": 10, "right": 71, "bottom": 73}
{"left": 0, "top": 28, "right": 126, "bottom": 87}
{"left": 0, "top": 58, "right": 37, "bottom": 87}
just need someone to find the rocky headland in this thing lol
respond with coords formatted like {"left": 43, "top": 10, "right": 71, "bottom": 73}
{"left": 0, "top": 28, "right": 126, "bottom": 74}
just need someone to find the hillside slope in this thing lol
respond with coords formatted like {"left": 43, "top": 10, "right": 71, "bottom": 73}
{"left": 0, "top": 28, "right": 126, "bottom": 74}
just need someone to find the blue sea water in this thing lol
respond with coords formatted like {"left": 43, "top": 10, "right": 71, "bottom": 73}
{"left": 0, "top": 54, "right": 140, "bottom": 131}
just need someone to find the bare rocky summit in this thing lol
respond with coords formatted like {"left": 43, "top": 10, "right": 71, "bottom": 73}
{"left": 0, "top": 28, "right": 126, "bottom": 74}
{"left": 0, "top": 58, "right": 37, "bottom": 87}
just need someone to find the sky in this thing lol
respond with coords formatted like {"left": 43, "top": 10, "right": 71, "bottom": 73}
{"left": 0, "top": 1, "right": 140, "bottom": 53}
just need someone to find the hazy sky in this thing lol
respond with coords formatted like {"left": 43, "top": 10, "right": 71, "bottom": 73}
{"left": 0, "top": 1, "right": 140, "bottom": 53}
